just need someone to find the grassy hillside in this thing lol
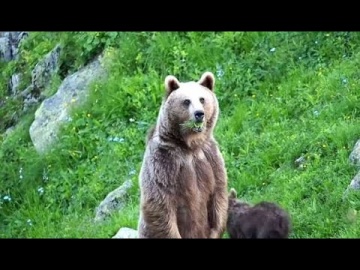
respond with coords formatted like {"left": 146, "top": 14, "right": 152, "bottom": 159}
{"left": 1, "top": 31, "right": 360, "bottom": 238}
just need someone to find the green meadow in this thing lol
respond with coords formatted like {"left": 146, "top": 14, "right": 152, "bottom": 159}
{"left": 1, "top": 32, "right": 360, "bottom": 238}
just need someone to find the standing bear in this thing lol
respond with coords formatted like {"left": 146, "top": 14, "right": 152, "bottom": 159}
{"left": 137, "top": 71, "right": 228, "bottom": 238}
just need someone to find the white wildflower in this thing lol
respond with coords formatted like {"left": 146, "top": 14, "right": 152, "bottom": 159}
{"left": 37, "top": 187, "right": 44, "bottom": 195}
{"left": 43, "top": 169, "right": 49, "bottom": 182}
{"left": 27, "top": 219, "right": 33, "bottom": 226}
{"left": 107, "top": 137, "right": 125, "bottom": 143}
{"left": 216, "top": 64, "right": 225, "bottom": 79}
{"left": 3, "top": 195, "right": 11, "bottom": 202}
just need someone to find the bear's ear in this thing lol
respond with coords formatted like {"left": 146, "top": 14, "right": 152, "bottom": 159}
{"left": 229, "top": 188, "right": 237, "bottom": 199}
{"left": 198, "top": 71, "right": 215, "bottom": 92}
{"left": 164, "top": 75, "right": 181, "bottom": 97}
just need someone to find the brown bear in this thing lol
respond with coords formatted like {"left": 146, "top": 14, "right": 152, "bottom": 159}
{"left": 137, "top": 71, "right": 228, "bottom": 238}
{"left": 227, "top": 188, "right": 291, "bottom": 239}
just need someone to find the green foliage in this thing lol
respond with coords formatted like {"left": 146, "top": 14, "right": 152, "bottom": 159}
{"left": 57, "top": 32, "right": 122, "bottom": 78}
{"left": 2, "top": 32, "right": 360, "bottom": 238}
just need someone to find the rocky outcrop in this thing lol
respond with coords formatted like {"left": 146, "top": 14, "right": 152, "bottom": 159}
{"left": 0, "top": 32, "right": 28, "bottom": 62}
{"left": 348, "top": 172, "right": 360, "bottom": 190}
{"left": 112, "top": 227, "right": 138, "bottom": 239}
{"left": 8, "top": 73, "right": 22, "bottom": 96}
{"left": 31, "top": 44, "right": 61, "bottom": 92}
{"left": 94, "top": 179, "right": 133, "bottom": 222}
{"left": 20, "top": 44, "right": 62, "bottom": 112}
{"left": 349, "top": 139, "right": 360, "bottom": 167}
{"left": 29, "top": 53, "right": 107, "bottom": 154}
{"left": 347, "top": 139, "right": 360, "bottom": 192}
{"left": 4, "top": 43, "right": 62, "bottom": 114}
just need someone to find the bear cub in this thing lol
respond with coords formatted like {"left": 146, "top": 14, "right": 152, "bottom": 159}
{"left": 227, "top": 188, "right": 291, "bottom": 239}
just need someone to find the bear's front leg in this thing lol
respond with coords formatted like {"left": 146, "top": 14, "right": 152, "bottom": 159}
{"left": 206, "top": 141, "right": 228, "bottom": 239}
{"left": 208, "top": 186, "right": 228, "bottom": 238}
{"left": 138, "top": 147, "right": 183, "bottom": 238}
{"left": 140, "top": 194, "right": 182, "bottom": 238}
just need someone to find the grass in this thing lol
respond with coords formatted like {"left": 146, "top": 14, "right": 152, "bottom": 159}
{"left": 1, "top": 31, "right": 360, "bottom": 238}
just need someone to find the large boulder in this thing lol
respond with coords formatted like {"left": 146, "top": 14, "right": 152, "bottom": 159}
{"left": 349, "top": 139, "right": 360, "bottom": 167}
{"left": 29, "top": 54, "right": 107, "bottom": 154}
{"left": 348, "top": 171, "right": 360, "bottom": 191}
{"left": 345, "top": 139, "right": 360, "bottom": 193}
{"left": 94, "top": 179, "right": 133, "bottom": 222}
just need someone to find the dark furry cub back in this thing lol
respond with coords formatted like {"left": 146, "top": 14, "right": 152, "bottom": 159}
{"left": 227, "top": 188, "right": 291, "bottom": 239}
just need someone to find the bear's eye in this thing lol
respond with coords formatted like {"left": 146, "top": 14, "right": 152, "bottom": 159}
{"left": 199, "top": 97, "right": 205, "bottom": 104}
{"left": 183, "top": 99, "right": 191, "bottom": 106}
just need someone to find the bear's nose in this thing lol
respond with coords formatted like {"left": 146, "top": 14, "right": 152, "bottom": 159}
{"left": 194, "top": 110, "right": 204, "bottom": 122}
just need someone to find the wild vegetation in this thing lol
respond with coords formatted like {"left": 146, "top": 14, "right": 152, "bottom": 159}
{"left": 1, "top": 32, "right": 360, "bottom": 238}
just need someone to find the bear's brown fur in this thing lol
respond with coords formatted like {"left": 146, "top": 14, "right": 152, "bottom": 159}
{"left": 137, "top": 71, "right": 228, "bottom": 238}
{"left": 227, "top": 188, "right": 291, "bottom": 239}
{"left": 145, "top": 124, "right": 156, "bottom": 144}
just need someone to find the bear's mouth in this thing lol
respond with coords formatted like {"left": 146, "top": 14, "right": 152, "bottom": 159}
{"left": 193, "top": 119, "right": 205, "bottom": 132}
{"left": 192, "top": 125, "right": 203, "bottom": 133}
{"left": 180, "top": 120, "right": 204, "bottom": 133}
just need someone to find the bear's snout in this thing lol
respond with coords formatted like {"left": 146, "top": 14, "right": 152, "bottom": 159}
{"left": 194, "top": 110, "right": 205, "bottom": 122}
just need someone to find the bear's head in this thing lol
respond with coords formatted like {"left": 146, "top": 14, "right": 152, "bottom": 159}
{"left": 157, "top": 71, "right": 219, "bottom": 146}
{"left": 228, "top": 188, "right": 250, "bottom": 213}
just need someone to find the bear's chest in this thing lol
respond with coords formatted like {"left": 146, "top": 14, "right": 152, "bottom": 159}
{"left": 176, "top": 149, "right": 215, "bottom": 203}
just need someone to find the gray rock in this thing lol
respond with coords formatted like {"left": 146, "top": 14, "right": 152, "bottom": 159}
{"left": 112, "top": 227, "right": 138, "bottom": 239}
{"left": 29, "top": 54, "right": 107, "bottom": 154}
{"left": 0, "top": 32, "right": 28, "bottom": 61}
{"left": 343, "top": 170, "right": 360, "bottom": 200}
{"left": 24, "top": 95, "right": 41, "bottom": 112}
{"left": 94, "top": 179, "right": 133, "bottom": 222}
{"left": 18, "top": 85, "right": 33, "bottom": 99}
{"left": 9, "top": 44, "right": 61, "bottom": 113}
{"left": 8, "top": 73, "right": 22, "bottom": 95}
{"left": 4, "top": 126, "right": 15, "bottom": 137}
{"left": 294, "top": 155, "right": 306, "bottom": 170}
{"left": 0, "top": 36, "right": 11, "bottom": 61}
{"left": 349, "top": 139, "right": 360, "bottom": 166}
{"left": 348, "top": 171, "right": 360, "bottom": 190}
{"left": 19, "top": 85, "right": 38, "bottom": 113}
{"left": 31, "top": 44, "right": 61, "bottom": 92}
